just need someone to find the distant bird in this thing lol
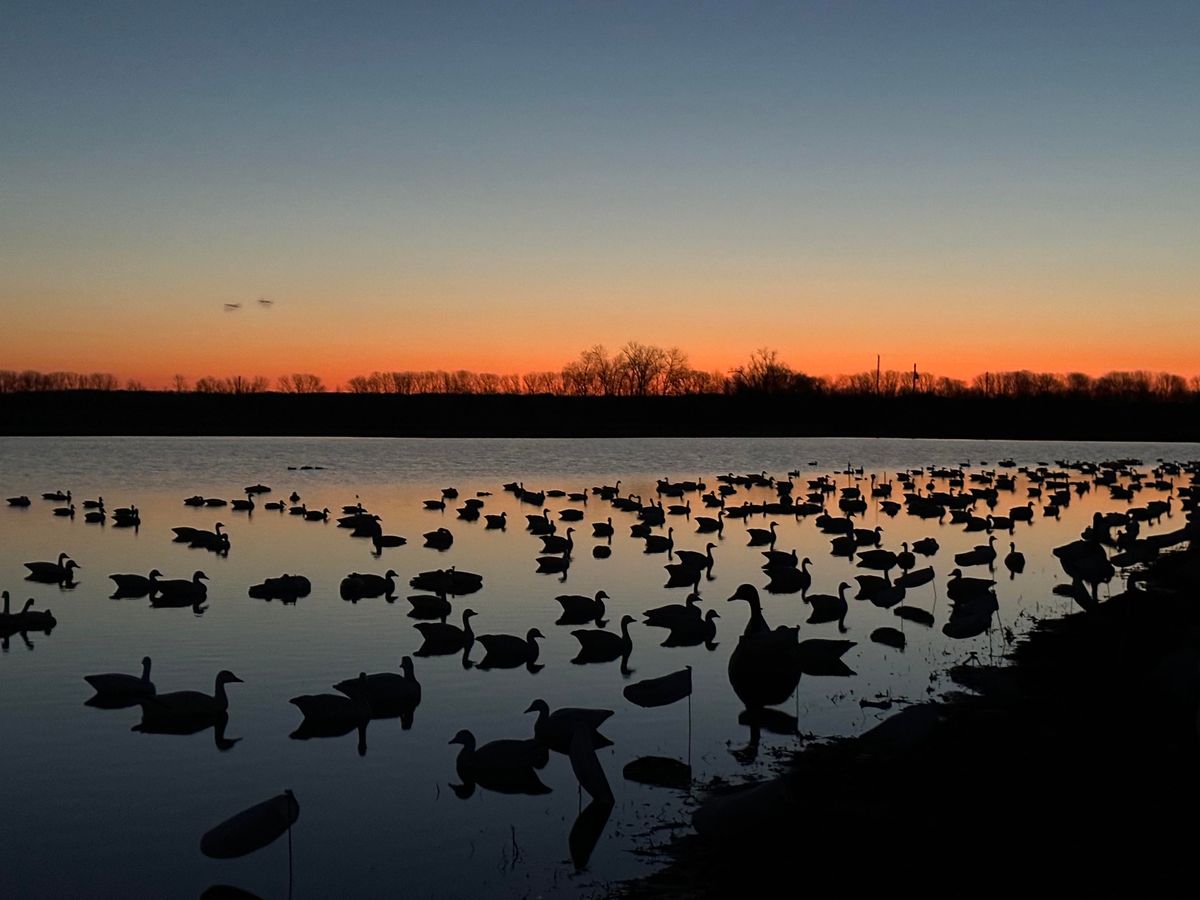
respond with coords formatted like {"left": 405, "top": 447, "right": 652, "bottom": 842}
{"left": 223, "top": 303, "right": 242, "bottom": 312}
{"left": 85, "top": 657, "right": 155, "bottom": 699}
{"left": 257, "top": 297, "right": 274, "bottom": 308}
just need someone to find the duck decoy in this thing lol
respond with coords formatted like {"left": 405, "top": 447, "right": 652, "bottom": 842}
{"left": 414, "top": 609, "right": 477, "bottom": 656}
{"left": 555, "top": 590, "right": 607, "bottom": 625}
{"left": 24, "top": 553, "right": 79, "bottom": 584}
{"left": 524, "top": 699, "right": 614, "bottom": 753}
{"left": 477, "top": 628, "right": 544, "bottom": 670}
{"left": 571, "top": 616, "right": 635, "bottom": 665}
{"left": 138, "top": 670, "right": 242, "bottom": 721}
{"left": 109, "top": 569, "right": 162, "bottom": 599}
{"left": 85, "top": 656, "right": 155, "bottom": 699}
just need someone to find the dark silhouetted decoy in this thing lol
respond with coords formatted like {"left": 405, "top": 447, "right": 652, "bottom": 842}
{"left": 571, "top": 615, "right": 635, "bottom": 664}
{"left": 423, "top": 527, "right": 454, "bottom": 550}
{"left": 484, "top": 511, "right": 507, "bottom": 529}
{"left": 155, "top": 571, "right": 208, "bottom": 604}
{"left": 85, "top": 656, "right": 155, "bottom": 699}
{"left": 109, "top": 569, "right": 162, "bottom": 598}
{"left": 643, "top": 591, "right": 702, "bottom": 629}
{"left": 139, "top": 670, "right": 242, "bottom": 720}
{"left": 556, "top": 590, "right": 607, "bottom": 625}
{"left": 804, "top": 582, "right": 850, "bottom": 632}
{"left": 1005, "top": 541, "right": 1026, "bottom": 577}
{"left": 524, "top": 699, "right": 613, "bottom": 753}
{"left": 415, "top": 609, "right": 477, "bottom": 656}
{"left": 448, "top": 730, "right": 550, "bottom": 797}
{"left": 334, "top": 657, "right": 421, "bottom": 713}
{"left": 24, "top": 553, "right": 79, "bottom": 584}
{"left": 6, "top": 495, "right": 31, "bottom": 507}
{"left": 477, "top": 628, "right": 544, "bottom": 670}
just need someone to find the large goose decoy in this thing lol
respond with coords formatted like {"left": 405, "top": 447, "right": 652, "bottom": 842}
{"left": 746, "top": 521, "right": 778, "bottom": 548}
{"left": 726, "top": 583, "right": 770, "bottom": 637}
{"left": 477, "top": 628, "right": 544, "bottom": 670}
{"left": 643, "top": 527, "right": 675, "bottom": 555}
{"left": 340, "top": 569, "right": 399, "bottom": 602}
{"left": 153, "top": 571, "right": 208, "bottom": 605}
{"left": 643, "top": 592, "right": 702, "bottom": 629}
{"left": 24, "top": 553, "right": 79, "bottom": 584}
{"left": 406, "top": 591, "right": 451, "bottom": 620}
{"left": 662, "top": 609, "right": 720, "bottom": 648}
{"left": 138, "top": 670, "right": 242, "bottom": 721}
{"left": 85, "top": 657, "right": 155, "bottom": 699}
{"left": 1004, "top": 541, "right": 1026, "bottom": 577}
{"left": 292, "top": 673, "right": 372, "bottom": 729}
{"left": 484, "top": 511, "right": 507, "bottom": 530}
{"left": 9, "top": 598, "right": 57, "bottom": 632}
{"left": 334, "top": 657, "right": 421, "bottom": 716}
{"left": 764, "top": 557, "right": 813, "bottom": 595}
{"left": 674, "top": 543, "right": 716, "bottom": 574}
{"left": 539, "top": 527, "right": 575, "bottom": 555}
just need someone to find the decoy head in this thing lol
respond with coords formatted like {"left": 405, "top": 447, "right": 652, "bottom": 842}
{"left": 193, "top": 571, "right": 208, "bottom": 581}
{"left": 949, "top": 568, "right": 963, "bottom": 579}
{"left": 705, "top": 609, "right": 721, "bottom": 621}
{"left": 527, "top": 628, "right": 545, "bottom": 642}
{"left": 595, "top": 590, "right": 610, "bottom": 601}
{"left": 726, "top": 583, "right": 758, "bottom": 604}
{"left": 141, "top": 656, "right": 151, "bottom": 667}
{"left": 448, "top": 729, "right": 475, "bottom": 748}
{"left": 463, "top": 608, "right": 477, "bottom": 619}
{"left": 706, "top": 542, "right": 716, "bottom": 551}
{"left": 400, "top": 656, "right": 415, "bottom": 675}
{"left": 66, "top": 560, "right": 81, "bottom": 571}
{"left": 216, "top": 670, "right": 242, "bottom": 685}
{"left": 620, "top": 615, "right": 636, "bottom": 627}
{"left": 838, "top": 581, "right": 851, "bottom": 593}
{"left": 524, "top": 699, "right": 549, "bottom": 716}
{"left": 149, "top": 568, "right": 162, "bottom": 578}
{"left": 385, "top": 569, "right": 399, "bottom": 578}
{"left": 57, "top": 552, "right": 70, "bottom": 564}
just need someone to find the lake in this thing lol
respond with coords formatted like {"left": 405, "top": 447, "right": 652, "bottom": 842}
{"left": 1, "top": 436, "right": 1195, "bottom": 899}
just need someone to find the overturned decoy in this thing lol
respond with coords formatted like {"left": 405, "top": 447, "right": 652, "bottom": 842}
{"left": 200, "top": 791, "right": 299, "bottom": 860}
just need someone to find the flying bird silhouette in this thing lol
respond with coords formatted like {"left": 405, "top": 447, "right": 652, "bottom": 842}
{"left": 257, "top": 297, "right": 274, "bottom": 308}
{"left": 223, "top": 303, "right": 242, "bottom": 312}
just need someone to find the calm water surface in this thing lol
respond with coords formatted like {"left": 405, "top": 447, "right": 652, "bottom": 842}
{"left": 1, "top": 437, "right": 1196, "bottom": 899}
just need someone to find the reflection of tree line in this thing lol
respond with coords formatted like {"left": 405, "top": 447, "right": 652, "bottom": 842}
{"left": 4, "top": 345, "right": 1198, "bottom": 398}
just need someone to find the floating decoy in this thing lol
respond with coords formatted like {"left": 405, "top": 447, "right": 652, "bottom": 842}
{"left": 414, "top": 609, "right": 477, "bottom": 656}
{"left": 484, "top": 511, "right": 507, "bottom": 529}
{"left": 200, "top": 791, "right": 299, "bottom": 860}
{"left": 870, "top": 627, "right": 906, "bottom": 651}
{"left": 662, "top": 609, "right": 720, "bottom": 648}
{"left": 243, "top": 483, "right": 271, "bottom": 495}
{"left": 24, "top": 553, "right": 79, "bottom": 584}
{"left": 804, "top": 582, "right": 851, "bottom": 632}
{"left": 726, "top": 583, "right": 769, "bottom": 636}
{"left": 764, "top": 558, "right": 813, "bottom": 595}
{"left": 109, "top": 569, "right": 162, "bottom": 598}
{"left": 643, "top": 527, "right": 675, "bottom": 554}
{"left": 406, "top": 592, "right": 451, "bottom": 619}
{"left": 448, "top": 730, "right": 550, "bottom": 797}
{"left": 6, "top": 495, "right": 31, "bottom": 507}
{"left": 746, "top": 521, "right": 778, "bottom": 547}
{"left": 946, "top": 569, "right": 996, "bottom": 601}
{"left": 183, "top": 495, "right": 205, "bottom": 507}
{"left": 154, "top": 570, "right": 208, "bottom": 604}
{"left": 340, "top": 569, "right": 399, "bottom": 602}
{"left": 643, "top": 592, "right": 702, "bottom": 629}
{"left": 912, "top": 537, "right": 940, "bottom": 556}
{"left": 535, "top": 555, "right": 570, "bottom": 577}
{"left": 248, "top": 574, "right": 311, "bottom": 603}
{"left": 264, "top": 499, "right": 287, "bottom": 511}
{"left": 555, "top": 590, "right": 607, "bottom": 625}
{"left": 524, "top": 699, "right": 613, "bottom": 753}
{"left": 571, "top": 616, "right": 635, "bottom": 664}
{"left": 895, "top": 567, "right": 935, "bottom": 589}
{"left": 42, "top": 490, "right": 70, "bottom": 502}
{"left": 288, "top": 503, "right": 308, "bottom": 516}
{"left": 1004, "top": 541, "right": 1026, "bottom": 576}
{"left": 303, "top": 507, "right": 330, "bottom": 522}
{"left": 52, "top": 503, "right": 76, "bottom": 518}
{"left": 292, "top": 674, "right": 371, "bottom": 729}
{"left": 856, "top": 548, "right": 898, "bottom": 571}
{"left": 85, "top": 656, "right": 155, "bottom": 699}
{"left": 334, "top": 657, "right": 421, "bottom": 714}
{"left": 230, "top": 493, "right": 254, "bottom": 512}
{"left": 694, "top": 510, "right": 724, "bottom": 535}
{"left": 410, "top": 568, "right": 484, "bottom": 595}
{"left": 591, "top": 517, "right": 613, "bottom": 538}
{"left": 477, "top": 628, "right": 544, "bottom": 670}
{"left": 12, "top": 598, "right": 57, "bottom": 631}
{"left": 423, "top": 527, "right": 454, "bottom": 550}
{"left": 423, "top": 498, "right": 446, "bottom": 511}
{"left": 540, "top": 527, "right": 575, "bottom": 555}
{"left": 674, "top": 543, "right": 716, "bottom": 573}
{"left": 138, "top": 670, "right": 242, "bottom": 720}
{"left": 954, "top": 535, "right": 998, "bottom": 567}
{"left": 894, "top": 605, "right": 936, "bottom": 627}
{"left": 760, "top": 547, "right": 797, "bottom": 569}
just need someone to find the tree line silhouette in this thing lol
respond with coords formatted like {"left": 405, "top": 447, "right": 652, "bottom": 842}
{"left": 2, "top": 342, "right": 1198, "bottom": 402}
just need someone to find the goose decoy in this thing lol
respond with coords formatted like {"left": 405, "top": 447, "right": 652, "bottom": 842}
{"left": 409, "top": 568, "right": 484, "bottom": 596}
{"left": 85, "top": 656, "right": 155, "bottom": 699}
{"left": 334, "top": 657, "right": 421, "bottom": 715}
{"left": 303, "top": 507, "right": 330, "bottom": 522}
{"left": 340, "top": 569, "right": 399, "bottom": 602}
{"left": 804, "top": 582, "right": 851, "bottom": 632}
{"left": 230, "top": 492, "right": 254, "bottom": 512}
{"left": 371, "top": 531, "right": 407, "bottom": 553}
{"left": 870, "top": 627, "right": 906, "bottom": 651}
{"left": 946, "top": 569, "right": 996, "bottom": 601}
{"left": 406, "top": 592, "right": 451, "bottom": 620}
{"left": 448, "top": 730, "right": 550, "bottom": 797}
{"left": 484, "top": 511, "right": 507, "bottom": 529}
{"left": 183, "top": 495, "right": 205, "bottom": 507}
{"left": 476, "top": 628, "right": 544, "bottom": 670}
{"left": 288, "top": 503, "right": 308, "bottom": 516}
{"left": 893, "top": 605, "right": 936, "bottom": 627}
{"left": 109, "top": 569, "right": 162, "bottom": 598}
{"left": 555, "top": 590, "right": 607, "bottom": 625}
{"left": 745, "top": 521, "right": 778, "bottom": 547}
{"left": 414, "top": 609, "right": 477, "bottom": 656}
{"left": 570, "top": 616, "right": 635, "bottom": 664}
{"left": 83, "top": 505, "right": 106, "bottom": 524}
{"left": 52, "top": 503, "right": 76, "bottom": 518}
{"left": 760, "top": 547, "right": 797, "bottom": 570}
{"left": 423, "top": 498, "right": 446, "bottom": 511}
{"left": 423, "top": 527, "right": 454, "bottom": 550}
{"left": 292, "top": 673, "right": 372, "bottom": 728}
{"left": 247, "top": 574, "right": 312, "bottom": 603}
{"left": 153, "top": 570, "right": 208, "bottom": 604}
{"left": 204, "top": 498, "right": 228, "bottom": 507}
{"left": 643, "top": 592, "right": 702, "bottom": 629}
{"left": 524, "top": 699, "right": 613, "bottom": 753}
{"left": 674, "top": 543, "right": 716, "bottom": 573}
{"left": 694, "top": 510, "right": 724, "bottom": 534}
{"left": 662, "top": 609, "right": 720, "bottom": 648}
{"left": 535, "top": 555, "right": 570, "bottom": 577}
{"left": 13, "top": 598, "right": 57, "bottom": 631}
{"left": 264, "top": 499, "right": 287, "bottom": 511}
{"left": 896, "top": 542, "right": 916, "bottom": 572}
{"left": 912, "top": 537, "right": 940, "bottom": 556}
{"left": 643, "top": 527, "right": 674, "bottom": 554}
{"left": 726, "top": 583, "right": 770, "bottom": 636}
{"left": 42, "top": 489, "right": 70, "bottom": 502}
{"left": 24, "top": 553, "right": 79, "bottom": 584}
{"left": 112, "top": 505, "right": 140, "bottom": 527}
{"left": 138, "top": 670, "right": 242, "bottom": 720}
{"left": 1004, "top": 542, "right": 1026, "bottom": 577}
{"left": 856, "top": 548, "right": 898, "bottom": 571}
{"left": 539, "top": 527, "right": 575, "bottom": 555}
{"left": 591, "top": 518, "right": 613, "bottom": 538}
{"left": 6, "top": 495, "right": 31, "bottom": 507}
{"left": 764, "top": 557, "right": 813, "bottom": 596}
{"left": 954, "top": 535, "right": 998, "bottom": 567}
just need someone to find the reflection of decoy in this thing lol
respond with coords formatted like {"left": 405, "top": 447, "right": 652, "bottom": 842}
{"left": 795, "top": 638, "right": 856, "bottom": 676}
{"left": 448, "top": 730, "right": 550, "bottom": 797}
{"left": 24, "top": 552, "right": 78, "bottom": 583}
{"left": 568, "top": 721, "right": 614, "bottom": 803}
{"left": 569, "top": 797, "right": 615, "bottom": 871}
{"left": 86, "top": 656, "right": 155, "bottom": 699}
{"left": 414, "top": 609, "right": 476, "bottom": 655}
{"left": 571, "top": 616, "right": 634, "bottom": 664}
{"left": 477, "top": 628, "right": 544, "bottom": 669}
{"left": 555, "top": 590, "right": 607, "bottom": 625}
{"left": 109, "top": 569, "right": 162, "bottom": 598}
{"left": 524, "top": 699, "right": 613, "bottom": 753}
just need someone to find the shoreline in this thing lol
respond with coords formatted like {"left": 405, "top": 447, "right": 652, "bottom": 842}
{"left": 615, "top": 531, "right": 1200, "bottom": 895}
{"left": 2, "top": 391, "right": 1199, "bottom": 441}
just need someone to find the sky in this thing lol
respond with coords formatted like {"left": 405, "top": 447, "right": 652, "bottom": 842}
{"left": 2, "top": 1, "right": 1198, "bottom": 388}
